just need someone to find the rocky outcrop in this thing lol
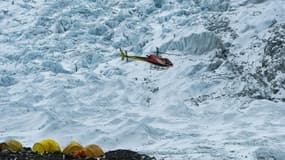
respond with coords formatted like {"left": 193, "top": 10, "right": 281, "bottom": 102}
{"left": 240, "top": 24, "right": 285, "bottom": 100}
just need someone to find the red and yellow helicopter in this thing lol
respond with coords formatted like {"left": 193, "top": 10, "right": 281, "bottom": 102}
{"left": 119, "top": 48, "right": 173, "bottom": 67}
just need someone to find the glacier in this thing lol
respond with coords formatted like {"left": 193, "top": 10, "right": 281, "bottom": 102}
{"left": 0, "top": 0, "right": 285, "bottom": 159}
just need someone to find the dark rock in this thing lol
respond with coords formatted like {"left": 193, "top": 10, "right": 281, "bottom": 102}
{"left": 0, "top": 148, "right": 155, "bottom": 160}
{"left": 105, "top": 149, "right": 155, "bottom": 160}
{"left": 207, "top": 59, "right": 223, "bottom": 71}
{"left": 239, "top": 24, "right": 285, "bottom": 100}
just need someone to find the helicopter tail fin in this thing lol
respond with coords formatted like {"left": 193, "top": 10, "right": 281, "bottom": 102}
{"left": 119, "top": 48, "right": 126, "bottom": 61}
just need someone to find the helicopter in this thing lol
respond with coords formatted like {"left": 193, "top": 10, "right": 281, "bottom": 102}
{"left": 119, "top": 48, "right": 173, "bottom": 67}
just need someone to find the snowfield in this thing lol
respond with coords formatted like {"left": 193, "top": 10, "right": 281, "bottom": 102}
{"left": 0, "top": 0, "right": 285, "bottom": 159}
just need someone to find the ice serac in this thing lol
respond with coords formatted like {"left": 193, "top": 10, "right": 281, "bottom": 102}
{"left": 0, "top": 76, "right": 17, "bottom": 87}
{"left": 240, "top": 0, "right": 267, "bottom": 5}
{"left": 41, "top": 61, "right": 70, "bottom": 74}
{"left": 160, "top": 31, "right": 224, "bottom": 55}
{"left": 153, "top": 0, "right": 164, "bottom": 8}
{"left": 255, "top": 148, "right": 285, "bottom": 160}
{"left": 194, "top": 0, "right": 229, "bottom": 11}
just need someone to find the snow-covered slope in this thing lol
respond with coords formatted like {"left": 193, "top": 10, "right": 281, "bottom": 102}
{"left": 1, "top": 0, "right": 285, "bottom": 159}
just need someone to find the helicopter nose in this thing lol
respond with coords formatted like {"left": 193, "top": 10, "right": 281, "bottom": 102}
{"left": 167, "top": 62, "right": 173, "bottom": 67}
{"left": 166, "top": 60, "right": 173, "bottom": 67}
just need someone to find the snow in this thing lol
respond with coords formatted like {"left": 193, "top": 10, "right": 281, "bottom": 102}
{"left": 1, "top": 0, "right": 285, "bottom": 159}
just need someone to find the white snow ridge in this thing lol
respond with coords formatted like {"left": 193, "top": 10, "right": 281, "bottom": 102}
{"left": 0, "top": 0, "right": 285, "bottom": 159}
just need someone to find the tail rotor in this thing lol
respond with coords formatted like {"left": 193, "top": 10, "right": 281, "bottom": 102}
{"left": 119, "top": 48, "right": 129, "bottom": 62}
{"left": 119, "top": 48, "right": 125, "bottom": 61}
